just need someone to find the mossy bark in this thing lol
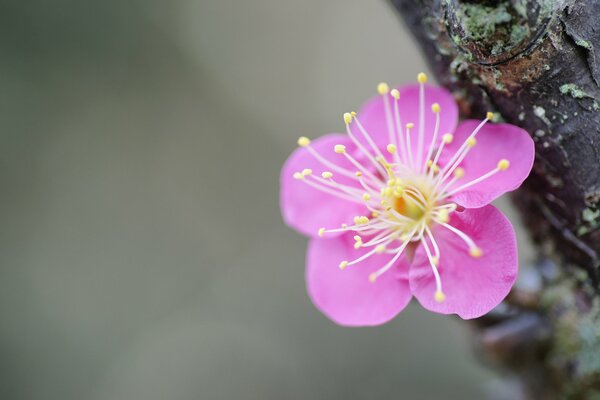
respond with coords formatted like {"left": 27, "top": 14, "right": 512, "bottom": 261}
{"left": 389, "top": 1, "right": 600, "bottom": 398}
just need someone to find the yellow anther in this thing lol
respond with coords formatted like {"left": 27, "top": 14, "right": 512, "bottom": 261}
{"left": 431, "top": 256, "right": 439, "bottom": 266}
{"left": 426, "top": 160, "right": 433, "bottom": 167}
{"left": 355, "top": 171, "right": 363, "bottom": 177}
{"left": 469, "top": 247, "right": 483, "bottom": 258}
{"left": 354, "top": 241, "right": 362, "bottom": 249}
{"left": 393, "top": 188, "right": 404, "bottom": 197}
{"left": 486, "top": 111, "right": 495, "bottom": 121}
{"left": 371, "top": 211, "right": 379, "bottom": 218}
{"left": 377, "top": 82, "right": 390, "bottom": 95}
{"left": 435, "top": 291, "right": 446, "bottom": 303}
{"left": 406, "top": 122, "right": 415, "bottom": 129}
{"left": 321, "top": 171, "right": 333, "bottom": 179}
{"left": 380, "top": 199, "right": 387, "bottom": 206}
{"left": 334, "top": 144, "right": 346, "bottom": 154}
{"left": 443, "top": 133, "right": 453, "bottom": 144}
{"left": 318, "top": 228, "right": 325, "bottom": 237}
{"left": 343, "top": 112, "right": 353, "bottom": 124}
{"left": 293, "top": 172, "right": 303, "bottom": 180}
{"left": 399, "top": 234, "right": 410, "bottom": 241}
{"left": 362, "top": 193, "right": 371, "bottom": 201}
{"left": 351, "top": 111, "right": 356, "bottom": 117}
{"left": 432, "top": 165, "right": 440, "bottom": 173}
{"left": 369, "top": 273, "right": 377, "bottom": 283}
{"left": 375, "top": 245, "right": 386, "bottom": 253}
{"left": 339, "top": 261, "right": 348, "bottom": 270}
{"left": 497, "top": 159, "right": 510, "bottom": 171}
{"left": 297, "top": 136, "right": 310, "bottom": 147}
{"left": 466, "top": 137, "right": 477, "bottom": 147}
{"left": 302, "top": 168, "right": 313, "bottom": 176}
{"left": 390, "top": 89, "right": 400, "bottom": 100}
{"left": 437, "top": 209, "right": 449, "bottom": 223}
{"left": 353, "top": 235, "right": 362, "bottom": 241}
{"left": 354, "top": 216, "right": 369, "bottom": 225}
{"left": 454, "top": 167, "right": 465, "bottom": 178}
{"left": 417, "top": 72, "right": 428, "bottom": 84}
{"left": 341, "top": 223, "right": 348, "bottom": 229}
{"left": 386, "top": 144, "right": 397, "bottom": 154}
{"left": 387, "top": 178, "right": 397, "bottom": 186}
{"left": 431, "top": 103, "right": 440, "bottom": 113}
{"left": 383, "top": 187, "right": 394, "bottom": 197}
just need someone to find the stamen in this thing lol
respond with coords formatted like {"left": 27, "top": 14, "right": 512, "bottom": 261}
{"left": 368, "top": 228, "right": 416, "bottom": 283}
{"left": 343, "top": 114, "right": 388, "bottom": 177}
{"left": 442, "top": 159, "right": 510, "bottom": 199}
{"left": 437, "top": 114, "right": 493, "bottom": 185}
{"left": 423, "top": 102, "right": 441, "bottom": 174}
{"left": 422, "top": 235, "right": 444, "bottom": 302}
{"left": 416, "top": 73, "right": 427, "bottom": 169}
{"left": 440, "top": 222, "right": 482, "bottom": 258}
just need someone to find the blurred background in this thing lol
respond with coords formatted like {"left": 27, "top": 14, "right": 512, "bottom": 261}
{"left": 0, "top": 1, "right": 535, "bottom": 399}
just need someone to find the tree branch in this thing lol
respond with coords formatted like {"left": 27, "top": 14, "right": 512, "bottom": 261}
{"left": 389, "top": 1, "right": 600, "bottom": 398}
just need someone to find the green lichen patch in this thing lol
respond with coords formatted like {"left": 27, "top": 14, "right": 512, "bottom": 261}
{"left": 560, "top": 83, "right": 593, "bottom": 99}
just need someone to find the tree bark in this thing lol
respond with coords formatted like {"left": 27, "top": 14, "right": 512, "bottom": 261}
{"left": 389, "top": 1, "right": 600, "bottom": 398}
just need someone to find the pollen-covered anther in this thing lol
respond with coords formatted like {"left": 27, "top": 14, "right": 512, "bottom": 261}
{"left": 318, "top": 228, "right": 326, "bottom": 237}
{"left": 321, "top": 171, "right": 333, "bottom": 179}
{"left": 486, "top": 111, "right": 495, "bottom": 121}
{"left": 377, "top": 82, "right": 390, "bottom": 95}
{"left": 431, "top": 256, "right": 439, "bottom": 265}
{"left": 297, "top": 136, "right": 310, "bottom": 147}
{"left": 417, "top": 72, "right": 428, "bottom": 84}
{"left": 497, "top": 159, "right": 510, "bottom": 171}
{"left": 301, "top": 168, "right": 313, "bottom": 176}
{"left": 437, "top": 209, "right": 449, "bottom": 223}
{"left": 368, "top": 273, "right": 377, "bottom": 283}
{"left": 386, "top": 144, "right": 397, "bottom": 154}
{"left": 406, "top": 122, "right": 415, "bottom": 129}
{"left": 431, "top": 103, "right": 440, "bottom": 113}
{"left": 353, "top": 235, "right": 363, "bottom": 249}
{"left": 293, "top": 172, "right": 303, "bottom": 180}
{"left": 371, "top": 211, "right": 379, "bottom": 218}
{"left": 390, "top": 89, "right": 400, "bottom": 100}
{"left": 334, "top": 144, "right": 346, "bottom": 154}
{"left": 339, "top": 261, "right": 348, "bottom": 270}
{"left": 443, "top": 133, "right": 453, "bottom": 144}
{"left": 454, "top": 167, "right": 465, "bottom": 178}
{"left": 466, "top": 137, "right": 477, "bottom": 147}
{"left": 434, "top": 291, "right": 446, "bottom": 303}
{"left": 375, "top": 245, "right": 386, "bottom": 253}
{"left": 362, "top": 193, "right": 371, "bottom": 201}
{"left": 469, "top": 247, "right": 483, "bottom": 258}
{"left": 354, "top": 216, "right": 369, "bottom": 225}
{"left": 343, "top": 113, "right": 353, "bottom": 125}
{"left": 355, "top": 171, "right": 363, "bottom": 177}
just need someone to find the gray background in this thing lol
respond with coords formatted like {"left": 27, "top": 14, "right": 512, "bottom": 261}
{"left": 0, "top": 0, "right": 533, "bottom": 399}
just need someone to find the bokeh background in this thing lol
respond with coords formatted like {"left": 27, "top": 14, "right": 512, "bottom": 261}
{"left": 0, "top": 1, "right": 535, "bottom": 399}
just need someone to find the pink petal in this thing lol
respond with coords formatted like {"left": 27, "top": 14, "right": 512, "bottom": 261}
{"left": 443, "top": 120, "right": 534, "bottom": 208}
{"left": 409, "top": 206, "right": 517, "bottom": 319}
{"left": 280, "top": 134, "right": 366, "bottom": 238}
{"left": 307, "top": 234, "right": 412, "bottom": 326}
{"left": 352, "top": 84, "right": 458, "bottom": 162}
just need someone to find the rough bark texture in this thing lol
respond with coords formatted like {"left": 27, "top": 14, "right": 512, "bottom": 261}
{"left": 389, "top": 1, "right": 600, "bottom": 399}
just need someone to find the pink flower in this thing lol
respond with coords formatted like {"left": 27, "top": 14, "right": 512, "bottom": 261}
{"left": 280, "top": 74, "right": 534, "bottom": 326}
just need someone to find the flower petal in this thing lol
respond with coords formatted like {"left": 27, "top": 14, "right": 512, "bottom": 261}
{"left": 307, "top": 234, "right": 412, "bottom": 326}
{"left": 280, "top": 134, "right": 366, "bottom": 237}
{"left": 409, "top": 206, "right": 518, "bottom": 319}
{"left": 442, "top": 120, "right": 534, "bottom": 208}
{"left": 352, "top": 84, "right": 458, "bottom": 162}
